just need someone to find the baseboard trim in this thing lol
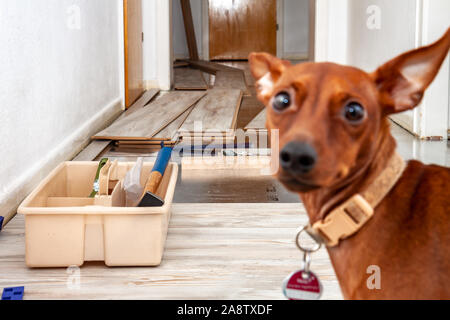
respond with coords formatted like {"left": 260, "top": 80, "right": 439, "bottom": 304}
{"left": 0, "top": 97, "right": 123, "bottom": 227}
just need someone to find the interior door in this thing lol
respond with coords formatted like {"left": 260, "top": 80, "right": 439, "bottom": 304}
{"left": 209, "top": 0, "right": 277, "bottom": 60}
{"left": 124, "top": 0, "right": 144, "bottom": 108}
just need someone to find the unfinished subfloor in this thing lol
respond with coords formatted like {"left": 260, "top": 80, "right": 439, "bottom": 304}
{"left": 0, "top": 61, "right": 449, "bottom": 300}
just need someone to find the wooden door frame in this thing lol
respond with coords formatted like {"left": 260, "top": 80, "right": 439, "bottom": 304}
{"left": 123, "top": 0, "right": 145, "bottom": 108}
{"left": 201, "top": 0, "right": 316, "bottom": 61}
{"left": 118, "top": 0, "right": 126, "bottom": 109}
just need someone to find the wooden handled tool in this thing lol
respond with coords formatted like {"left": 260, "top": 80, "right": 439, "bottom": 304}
{"left": 138, "top": 147, "right": 173, "bottom": 207}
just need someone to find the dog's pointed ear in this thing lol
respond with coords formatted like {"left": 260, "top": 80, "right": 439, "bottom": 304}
{"left": 371, "top": 28, "right": 450, "bottom": 114}
{"left": 249, "top": 52, "right": 290, "bottom": 102}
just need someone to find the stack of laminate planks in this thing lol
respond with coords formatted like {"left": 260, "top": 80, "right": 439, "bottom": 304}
{"left": 74, "top": 89, "right": 160, "bottom": 161}
{"left": 78, "top": 58, "right": 264, "bottom": 160}
{"left": 91, "top": 90, "right": 206, "bottom": 148}
{"left": 89, "top": 85, "right": 246, "bottom": 154}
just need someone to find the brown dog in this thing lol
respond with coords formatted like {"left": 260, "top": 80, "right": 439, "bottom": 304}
{"left": 249, "top": 28, "right": 450, "bottom": 300}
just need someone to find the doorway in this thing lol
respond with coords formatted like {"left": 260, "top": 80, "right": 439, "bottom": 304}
{"left": 209, "top": 0, "right": 277, "bottom": 60}
{"left": 172, "top": 0, "right": 314, "bottom": 62}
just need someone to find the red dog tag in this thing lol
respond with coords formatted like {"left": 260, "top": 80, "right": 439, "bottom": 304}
{"left": 282, "top": 270, "right": 322, "bottom": 300}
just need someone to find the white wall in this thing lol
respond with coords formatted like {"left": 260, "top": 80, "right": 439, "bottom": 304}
{"left": 346, "top": 0, "right": 450, "bottom": 139}
{"left": 171, "top": 0, "right": 310, "bottom": 60}
{"left": 0, "top": 0, "right": 124, "bottom": 224}
{"left": 315, "top": 0, "right": 450, "bottom": 139}
{"left": 282, "top": 0, "right": 309, "bottom": 59}
{"left": 314, "top": 0, "right": 348, "bottom": 64}
{"left": 143, "top": 0, "right": 173, "bottom": 90}
{"left": 143, "top": 0, "right": 158, "bottom": 82}
{"left": 346, "top": 0, "right": 417, "bottom": 70}
{"left": 172, "top": 0, "right": 202, "bottom": 59}
{"left": 346, "top": 0, "right": 417, "bottom": 135}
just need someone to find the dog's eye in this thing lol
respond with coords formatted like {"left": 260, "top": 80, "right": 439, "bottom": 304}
{"left": 273, "top": 92, "right": 291, "bottom": 111}
{"left": 343, "top": 102, "right": 365, "bottom": 123}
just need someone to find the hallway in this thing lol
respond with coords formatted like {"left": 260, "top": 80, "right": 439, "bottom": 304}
{"left": 0, "top": 0, "right": 448, "bottom": 302}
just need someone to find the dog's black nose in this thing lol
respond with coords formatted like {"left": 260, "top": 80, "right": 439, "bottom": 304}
{"left": 280, "top": 142, "right": 317, "bottom": 174}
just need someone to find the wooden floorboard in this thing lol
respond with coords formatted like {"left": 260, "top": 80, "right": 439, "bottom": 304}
{"left": 120, "top": 89, "right": 160, "bottom": 119}
{"left": 185, "top": 60, "right": 242, "bottom": 75}
{"left": 214, "top": 71, "right": 250, "bottom": 96}
{"left": 72, "top": 140, "right": 112, "bottom": 161}
{"left": 116, "top": 141, "right": 176, "bottom": 146}
{"left": 174, "top": 61, "right": 189, "bottom": 68}
{"left": 174, "top": 67, "right": 208, "bottom": 90}
{"left": 178, "top": 89, "right": 243, "bottom": 134}
{"left": 92, "top": 91, "right": 206, "bottom": 141}
{"left": 217, "top": 61, "right": 256, "bottom": 86}
{"left": 0, "top": 204, "right": 342, "bottom": 300}
{"left": 102, "top": 149, "right": 160, "bottom": 159}
{"left": 153, "top": 105, "right": 195, "bottom": 141}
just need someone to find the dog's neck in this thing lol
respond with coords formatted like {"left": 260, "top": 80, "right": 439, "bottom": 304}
{"left": 300, "top": 119, "right": 397, "bottom": 225}
{"left": 299, "top": 119, "right": 399, "bottom": 298}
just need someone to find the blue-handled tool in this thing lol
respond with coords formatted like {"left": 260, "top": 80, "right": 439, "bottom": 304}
{"left": 138, "top": 147, "right": 173, "bottom": 207}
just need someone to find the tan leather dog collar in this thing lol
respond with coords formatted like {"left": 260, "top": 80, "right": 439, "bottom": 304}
{"left": 306, "top": 152, "right": 406, "bottom": 247}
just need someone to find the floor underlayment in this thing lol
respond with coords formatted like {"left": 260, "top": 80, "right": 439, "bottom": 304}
{"left": 100, "top": 121, "right": 450, "bottom": 204}
{"left": 173, "top": 168, "right": 300, "bottom": 203}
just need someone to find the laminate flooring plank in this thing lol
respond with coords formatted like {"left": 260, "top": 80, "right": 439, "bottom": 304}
{"left": 214, "top": 71, "right": 250, "bottom": 96}
{"left": 185, "top": 60, "right": 242, "bottom": 75}
{"left": 0, "top": 204, "right": 342, "bottom": 300}
{"left": 153, "top": 105, "right": 195, "bottom": 141}
{"left": 92, "top": 91, "right": 206, "bottom": 141}
{"left": 174, "top": 67, "right": 208, "bottom": 91}
{"left": 119, "top": 89, "right": 160, "bottom": 119}
{"left": 178, "top": 89, "right": 243, "bottom": 134}
{"left": 73, "top": 140, "right": 112, "bottom": 161}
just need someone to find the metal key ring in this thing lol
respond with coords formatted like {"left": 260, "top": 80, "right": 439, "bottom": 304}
{"left": 295, "top": 226, "right": 322, "bottom": 253}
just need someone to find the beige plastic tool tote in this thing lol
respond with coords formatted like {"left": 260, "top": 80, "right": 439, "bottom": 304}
{"left": 17, "top": 161, "right": 178, "bottom": 268}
